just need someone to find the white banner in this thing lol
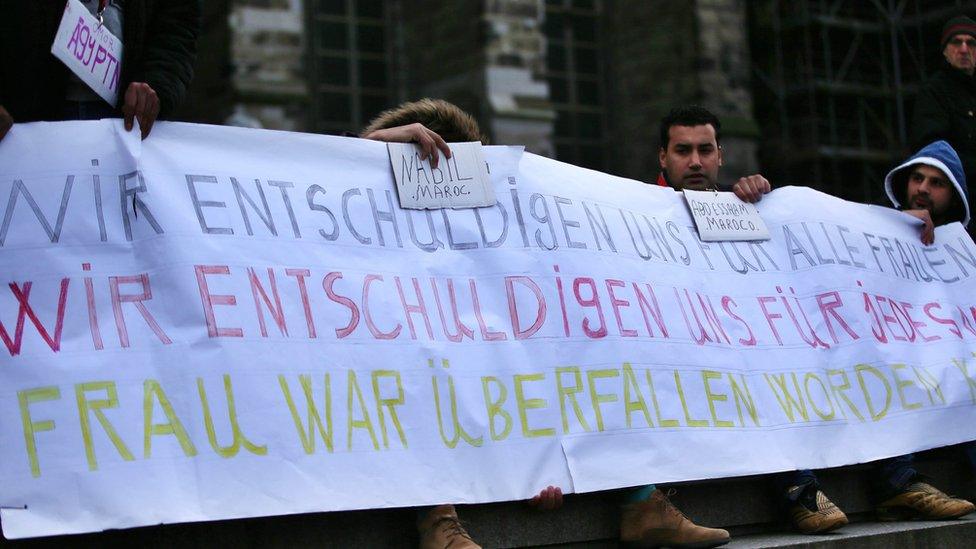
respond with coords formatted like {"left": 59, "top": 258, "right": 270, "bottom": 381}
{"left": 1, "top": 121, "right": 976, "bottom": 538}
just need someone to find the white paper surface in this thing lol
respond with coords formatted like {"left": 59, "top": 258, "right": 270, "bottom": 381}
{"left": 387, "top": 141, "right": 495, "bottom": 209}
{"left": 684, "top": 189, "right": 770, "bottom": 241}
{"left": 50, "top": 0, "right": 123, "bottom": 107}
{"left": 1, "top": 121, "right": 975, "bottom": 539}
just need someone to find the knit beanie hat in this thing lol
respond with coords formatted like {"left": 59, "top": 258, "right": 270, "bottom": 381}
{"left": 942, "top": 15, "right": 976, "bottom": 48}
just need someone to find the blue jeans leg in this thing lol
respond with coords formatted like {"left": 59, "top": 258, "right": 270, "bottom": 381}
{"left": 774, "top": 470, "right": 818, "bottom": 505}
{"left": 774, "top": 470, "right": 816, "bottom": 491}
{"left": 964, "top": 441, "right": 976, "bottom": 472}
{"left": 873, "top": 453, "right": 917, "bottom": 500}
{"left": 625, "top": 484, "right": 657, "bottom": 503}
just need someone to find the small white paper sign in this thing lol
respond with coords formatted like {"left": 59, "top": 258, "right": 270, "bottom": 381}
{"left": 683, "top": 189, "right": 770, "bottom": 241}
{"left": 51, "top": 0, "right": 124, "bottom": 107}
{"left": 388, "top": 141, "right": 495, "bottom": 210}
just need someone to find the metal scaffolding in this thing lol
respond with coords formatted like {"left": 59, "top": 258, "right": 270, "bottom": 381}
{"left": 749, "top": 0, "right": 976, "bottom": 204}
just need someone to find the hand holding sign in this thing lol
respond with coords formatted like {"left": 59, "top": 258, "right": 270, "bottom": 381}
{"left": 387, "top": 141, "right": 495, "bottom": 210}
{"left": 365, "top": 122, "right": 452, "bottom": 169}
{"left": 684, "top": 189, "right": 771, "bottom": 241}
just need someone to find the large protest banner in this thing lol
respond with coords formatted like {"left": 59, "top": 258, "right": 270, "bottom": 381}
{"left": 1, "top": 121, "right": 976, "bottom": 538}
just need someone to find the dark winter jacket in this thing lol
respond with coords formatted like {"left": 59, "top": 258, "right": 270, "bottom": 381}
{"left": 0, "top": 0, "right": 201, "bottom": 121}
{"left": 884, "top": 140, "right": 971, "bottom": 227}
{"left": 911, "top": 61, "right": 976, "bottom": 188}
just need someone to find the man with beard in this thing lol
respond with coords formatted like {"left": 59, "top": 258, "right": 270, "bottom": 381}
{"left": 848, "top": 140, "right": 976, "bottom": 524}
{"left": 885, "top": 140, "right": 971, "bottom": 242}
{"left": 740, "top": 143, "right": 975, "bottom": 535}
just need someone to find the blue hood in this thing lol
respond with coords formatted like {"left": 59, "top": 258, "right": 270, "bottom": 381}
{"left": 884, "top": 140, "right": 970, "bottom": 226}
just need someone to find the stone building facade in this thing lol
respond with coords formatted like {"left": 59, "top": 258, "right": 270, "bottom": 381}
{"left": 601, "top": 0, "right": 758, "bottom": 184}
{"left": 179, "top": 0, "right": 760, "bottom": 185}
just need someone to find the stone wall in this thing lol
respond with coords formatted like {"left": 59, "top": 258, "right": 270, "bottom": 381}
{"left": 398, "top": 1, "right": 486, "bottom": 125}
{"left": 227, "top": 0, "right": 308, "bottom": 130}
{"left": 483, "top": 0, "right": 554, "bottom": 154}
{"left": 602, "top": 0, "right": 758, "bottom": 186}
{"left": 398, "top": 1, "right": 554, "bottom": 153}
{"left": 180, "top": 0, "right": 758, "bottom": 182}
{"left": 172, "top": 0, "right": 232, "bottom": 124}
{"left": 694, "top": 0, "right": 759, "bottom": 184}
{"left": 601, "top": 2, "right": 701, "bottom": 182}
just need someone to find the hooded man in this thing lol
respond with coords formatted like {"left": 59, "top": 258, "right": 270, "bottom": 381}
{"left": 765, "top": 143, "right": 976, "bottom": 536}
{"left": 855, "top": 140, "right": 976, "bottom": 523}
{"left": 884, "top": 139, "right": 971, "bottom": 243}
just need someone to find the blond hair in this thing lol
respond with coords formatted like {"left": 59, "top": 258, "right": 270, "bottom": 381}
{"left": 361, "top": 98, "right": 486, "bottom": 143}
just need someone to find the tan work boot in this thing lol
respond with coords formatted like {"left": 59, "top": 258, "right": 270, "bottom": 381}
{"left": 786, "top": 484, "right": 848, "bottom": 534}
{"left": 620, "top": 489, "right": 730, "bottom": 548}
{"left": 417, "top": 504, "right": 481, "bottom": 549}
{"left": 876, "top": 482, "right": 976, "bottom": 521}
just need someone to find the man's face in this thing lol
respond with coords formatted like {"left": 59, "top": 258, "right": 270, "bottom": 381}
{"left": 659, "top": 124, "right": 722, "bottom": 191}
{"left": 944, "top": 33, "right": 976, "bottom": 74}
{"left": 906, "top": 164, "right": 956, "bottom": 223}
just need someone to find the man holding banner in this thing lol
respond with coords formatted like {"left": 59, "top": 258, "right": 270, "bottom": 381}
{"left": 362, "top": 98, "right": 567, "bottom": 549}
{"left": 886, "top": 140, "right": 971, "bottom": 244}
{"left": 775, "top": 140, "right": 976, "bottom": 534}
{"left": 0, "top": 1, "right": 201, "bottom": 140}
{"left": 876, "top": 139, "right": 976, "bottom": 521}
{"left": 610, "top": 105, "right": 785, "bottom": 547}
{"left": 657, "top": 105, "right": 852, "bottom": 536}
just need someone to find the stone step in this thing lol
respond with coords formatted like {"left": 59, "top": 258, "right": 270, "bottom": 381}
{"left": 2, "top": 447, "right": 973, "bottom": 548}
{"left": 667, "top": 446, "right": 976, "bottom": 532}
{"left": 535, "top": 517, "right": 976, "bottom": 548}
{"left": 729, "top": 516, "right": 976, "bottom": 549}
{"left": 460, "top": 446, "right": 976, "bottom": 547}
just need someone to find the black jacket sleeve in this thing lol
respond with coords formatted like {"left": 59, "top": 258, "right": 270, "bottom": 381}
{"left": 910, "top": 80, "right": 953, "bottom": 150}
{"left": 137, "top": 1, "right": 202, "bottom": 117}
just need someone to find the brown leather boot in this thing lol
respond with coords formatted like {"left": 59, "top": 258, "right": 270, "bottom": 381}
{"left": 786, "top": 484, "right": 848, "bottom": 534}
{"left": 417, "top": 504, "right": 481, "bottom": 549}
{"left": 876, "top": 482, "right": 976, "bottom": 521}
{"left": 620, "top": 489, "right": 730, "bottom": 548}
